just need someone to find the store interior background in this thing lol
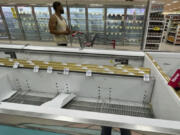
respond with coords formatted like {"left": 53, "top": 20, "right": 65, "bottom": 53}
{"left": 0, "top": 0, "right": 180, "bottom": 52}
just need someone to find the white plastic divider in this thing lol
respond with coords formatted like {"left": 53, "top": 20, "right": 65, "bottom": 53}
{"left": 144, "top": 53, "right": 180, "bottom": 121}
{"left": 0, "top": 73, "right": 16, "bottom": 101}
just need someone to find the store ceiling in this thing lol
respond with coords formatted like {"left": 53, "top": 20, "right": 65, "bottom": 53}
{"left": 0, "top": 0, "right": 148, "bottom": 6}
{"left": 152, "top": 0, "right": 180, "bottom": 12}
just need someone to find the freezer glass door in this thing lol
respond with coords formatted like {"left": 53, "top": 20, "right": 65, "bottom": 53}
{"left": 70, "top": 7, "right": 86, "bottom": 32}
{"left": 34, "top": 7, "right": 52, "bottom": 41}
{"left": 125, "top": 8, "right": 145, "bottom": 46}
{"left": 0, "top": 13, "right": 8, "bottom": 39}
{"left": 2, "top": 6, "right": 23, "bottom": 40}
{"left": 18, "top": 6, "right": 40, "bottom": 40}
{"left": 88, "top": 8, "right": 104, "bottom": 43}
{"left": 106, "top": 8, "right": 125, "bottom": 45}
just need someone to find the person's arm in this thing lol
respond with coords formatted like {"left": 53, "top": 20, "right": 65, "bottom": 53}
{"left": 49, "top": 15, "right": 69, "bottom": 35}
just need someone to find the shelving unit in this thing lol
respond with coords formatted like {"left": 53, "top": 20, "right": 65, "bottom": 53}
{"left": 145, "top": 12, "right": 165, "bottom": 50}
{"left": 167, "top": 16, "right": 180, "bottom": 45}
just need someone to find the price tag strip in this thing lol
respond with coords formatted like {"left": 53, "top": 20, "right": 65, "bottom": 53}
{"left": 0, "top": 58, "right": 151, "bottom": 77}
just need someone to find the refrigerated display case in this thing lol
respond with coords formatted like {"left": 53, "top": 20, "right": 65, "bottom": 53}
{"left": 125, "top": 8, "right": 145, "bottom": 46}
{"left": 34, "top": 7, "right": 52, "bottom": 41}
{"left": 106, "top": 8, "right": 125, "bottom": 44}
{"left": 18, "top": 6, "right": 40, "bottom": 40}
{"left": 88, "top": 8, "right": 105, "bottom": 43}
{"left": 70, "top": 7, "right": 86, "bottom": 32}
{"left": 2, "top": 6, "right": 23, "bottom": 40}
{"left": 0, "top": 14, "right": 8, "bottom": 39}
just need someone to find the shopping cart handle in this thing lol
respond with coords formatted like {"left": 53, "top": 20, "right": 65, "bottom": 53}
{"left": 72, "top": 31, "right": 83, "bottom": 37}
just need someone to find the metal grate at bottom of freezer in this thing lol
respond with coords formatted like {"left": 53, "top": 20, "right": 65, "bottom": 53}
{"left": 64, "top": 100, "right": 154, "bottom": 118}
{"left": 3, "top": 91, "right": 54, "bottom": 106}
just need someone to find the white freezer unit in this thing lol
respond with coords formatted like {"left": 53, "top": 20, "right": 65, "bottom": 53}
{"left": 0, "top": 44, "right": 179, "bottom": 135}
{"left": 0, "top": 44, "right": 144, "bottom": 67}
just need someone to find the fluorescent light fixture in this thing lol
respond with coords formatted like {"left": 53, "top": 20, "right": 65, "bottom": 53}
{"left": 89, "top": 4, "right": 103, "bottom": 7}
{"left": 167, "top": 4, "right": 171, "bottom": 6}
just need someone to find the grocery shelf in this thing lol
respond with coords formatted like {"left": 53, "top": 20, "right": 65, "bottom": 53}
{"left": 149, "top": 20, "right": 164, "bottom": 23}
{"left": 147, "top": 35, "right": 162, "bottom": 38}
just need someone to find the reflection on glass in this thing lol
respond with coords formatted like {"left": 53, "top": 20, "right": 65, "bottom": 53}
{"left": 18, "top": 6, "right": 39, "bottom": 40}
{"left": 2, "top": 6, "right": 23, "bottom": 40}
{"left": 70, "top": 8, "right": 86, "bottom": 32}
{"left": 34, "top": 7, "right": 52, "bottom": 40}
{"left": 88, "top": 8, "right": 104, "bottom": 33}
{"left": 0, "top": 14, "right": 8, "bottom": 39}
{"left": 51, "top": 7, "right": 67, "bottom": 20}
{"left": 107, "top": 8, "right": 124, "bottom": 44}
{"left": 125, "top": 8, "right": 145, "bottom": 45}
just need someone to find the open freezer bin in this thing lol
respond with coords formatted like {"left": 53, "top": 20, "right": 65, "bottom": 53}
{"left": 0, "top": 47, "right": 179, "bottom": 135}
{"left": 0, "top": 46, "right": 180, "bottom": 134}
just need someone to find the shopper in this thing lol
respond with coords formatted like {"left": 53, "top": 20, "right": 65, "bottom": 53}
{"left": 49, "top": 1, "right": 70, "bottom": 46}
{"left": 101, "top": 126, "right": 131, "bottom": 135}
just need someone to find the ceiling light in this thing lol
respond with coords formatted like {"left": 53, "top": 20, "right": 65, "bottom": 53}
{"left": 172, "top": 0, "right": 178, "bottom": 3}
{"left": 166, "top": 4, "right": 171, "bottom": 6}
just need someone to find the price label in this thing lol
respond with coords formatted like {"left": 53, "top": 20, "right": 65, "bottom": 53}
{"left": 128, "top": 72, "right": 135, "bottom": 75}
{"left": 122, "top": 69, "right": 128, "bottom": 72}
{"left": 47, "top": 66, "right": 53, "bottom": 74}
{"left": 76, "top": 64, "right": 81, "bottom": 67}
{"left": 9, "top": 58, "right": 13, "bottom": 62}
{"left": 82, "top": 67, "right": 88, "bottom": 70}
{"left": 33, "top": 65, "right": 39, "bottom": 73}
{"left": 27, "top": 60, "right": 34, "bottom": 65}
{"left": 44, "top": 61, "right": 49, "bottom": 64}
{"left": 62, "top": 63, "right": 67, "bottom": 66}
{"left": 134, "top": 68, "right": 140, "bottom": 70}
{"left": 144, "top": 74, "right": 150, "bottom": 82}
{"left": 104, "top": 68, "right": 110, "bottom": 71}
{"left": 0, "top": 63, "right": 4, "bottom": 66}
{"left": 98, "top": 66, "right": 104, "bottom": 68}
{"left": 13, "top": 62, "right": 19, "bottom": 69}
{"left": 138, "top": 71, "right": 145, "bottom": 74}
{"left": 86, "top": 70, "right": 92, "bottom": 77}
{"left": 63, "top": 68, "right": 69, "bottom": 75}
{"left": 116, "top": 67, "right": 122, "bottom": 69}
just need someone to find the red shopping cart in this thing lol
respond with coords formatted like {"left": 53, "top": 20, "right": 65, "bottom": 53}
{"left": 72, "top": 32, "right": 97, "bottom": 49}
